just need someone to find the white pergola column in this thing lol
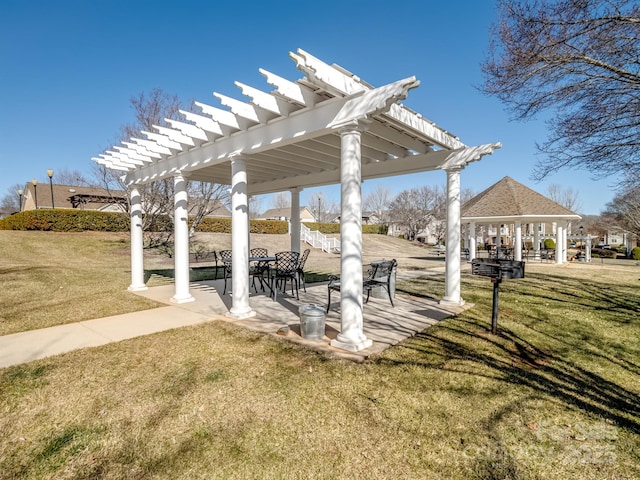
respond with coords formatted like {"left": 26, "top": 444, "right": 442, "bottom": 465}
{"left": 534, "top": 223, "right": 541, "bottom": 260}
{"left": 226, "top": 156, "right": 256, "bottom": 319}
{"left": 441, "top": 167, "right": 464, "bottom": 306}
{"left": 290, "top": 188, "right": 301, "bottom": 253}
{"left": 514, "top": 220, "right": 522, "bottom": 261}
{"left": 469, "top": 222, "right": 477, "bottom": 260}
{"left": 128, "top": 187, "right": 147, "bottom": 291}
{"left": 331, "top": 122, "right": 372, "bottom": 352}
{"left": 171, "top": 173, "right": 194, "bottom": 303}
{"left": 556, "top": 224, "right": 564, "bottom": 265}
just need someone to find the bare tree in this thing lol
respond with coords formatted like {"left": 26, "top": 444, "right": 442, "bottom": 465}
{"left": 307, "top": 191, "right": 337, "bottom": 223}
{"left": 546, "top": 183, "right": 583, "bottom": 212}
{"left": 604, "top": 186, "right": 640, "bottom": 238}
{"left": 94, "top": 88, "right": 229, "bottom": 244}
{"left": 271, "top": 192, "right": 291, "bottom": 209}
{"left": 461, "top": 188, "right": 476, "bottom": 205}
{"left": 389, "top": 185, "right": 443, "bottom": 240}
{"left": 482, "top": 0, "right": 640, "bottom": 184}
{"left": 363, "top": 185, "right": 393, "bottom": 225}
{"left": 0, "top": 183, "right": 24, "bottom": 217}
{"left": 42, "top": 168, "right": 92, "bottom": 187}
{"left": 248, "top": 195, "right": 262, "bottom": 219}
{"left": 187, "top": 182, "right": 230, "bottom": 236}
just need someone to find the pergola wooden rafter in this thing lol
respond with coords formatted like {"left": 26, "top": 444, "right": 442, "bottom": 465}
{"left": 94, "top": 49, "right": 501, "bottom": 352}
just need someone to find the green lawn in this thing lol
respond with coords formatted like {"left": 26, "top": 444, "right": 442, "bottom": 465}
{"left": 0, "top": 231, "right": 638, "bottom": 479}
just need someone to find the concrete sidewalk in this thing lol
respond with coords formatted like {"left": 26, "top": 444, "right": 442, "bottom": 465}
{"left": 0, "top": 305, "right": 221, "bottom": 369}
{"left": 0, "top": 269, "right": 464, "bottom": 369}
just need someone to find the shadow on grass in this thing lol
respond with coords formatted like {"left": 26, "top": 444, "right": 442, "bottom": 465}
{"left": 381, "top": 272, "right": 640, "bottom": 436}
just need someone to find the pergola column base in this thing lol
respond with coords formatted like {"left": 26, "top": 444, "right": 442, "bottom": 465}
{"left": 171, "top": 294, "right": 195, "bottom": 304}
{"left": 440, "top": 296, "right": 465, "bottom": 307}
{"left": 331, "top": 334, "right": 372, "bottom": 352}
{"left": 225, "top": 308, "right": 256, "bottom": 320}
{"left": 128, "top": 284, "right": 148, "bottom": 292}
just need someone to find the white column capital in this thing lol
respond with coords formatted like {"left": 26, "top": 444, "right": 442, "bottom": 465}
{"left": 337, "top": 118, "right": 372, "bottom": 135}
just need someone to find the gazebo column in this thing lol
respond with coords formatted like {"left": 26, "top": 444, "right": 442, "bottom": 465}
{"left": 290, "top": 188, "right": 301, "bottom": 253}
{"left": 514, "top": 220, "right": 522, "bottom": 261}
{"left": 441, "top": 166, "right": 464, "bottom": 306}
{"left": 226, "top": 156, "right": 256, "bottom": 319}
{"left": 534, "top": 223, "right": 541, "bottom": 260}
{"left": 469, "top": 222, "right": 477, "bottom": 260}
{"left": 171, "top": 173, "right": 194, "bottom": 304}
{"left": 128, "top": 187, "right": 147, "bottom": 291}
{"left": 331, "top": 122, "right": 372, "bottom": 352}
{"left": 562, "top": 222, "right": 569, "bottom": 262}
{"left": 556, "top": 224, "right": 564, "bottom": 265}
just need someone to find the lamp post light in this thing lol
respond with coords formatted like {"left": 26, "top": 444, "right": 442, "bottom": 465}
{"left": 47, "top": 169, "right": 54, "bottom": 209}
{"left": 18, "top": 189, "right": 23, "bottom": 211}
{"left": 32, "top": 179, "right": 38, "bottom": 209}
{"left": 317, "top": 192, "right": 322, "bottom": 223}
{"left": 579, "top": 225, "right": 584, "bottom": 250}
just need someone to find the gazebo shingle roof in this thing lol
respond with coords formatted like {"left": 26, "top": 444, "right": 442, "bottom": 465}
{"left": 462, "top": 176, "right": 578, "bottom": 219}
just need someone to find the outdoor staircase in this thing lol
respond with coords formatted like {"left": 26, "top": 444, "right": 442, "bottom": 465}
{"left": 300, "top": 223, "right": 340, "bottom": 253}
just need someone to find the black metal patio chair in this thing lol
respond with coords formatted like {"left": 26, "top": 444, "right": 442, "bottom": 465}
{"left": 250, "top": 247, "right": 270, "bottom": 292}
{"left": 326, "top": 259, "right": 397, "bottom": 313}
{"left": 269, "top": 251, "right": 300, "bottom": 301}
{"left": 218, "top": 249, "right": 233, "bottom": 295}
{"left": 296, "top": 248, "right": 311, "bottom": 293}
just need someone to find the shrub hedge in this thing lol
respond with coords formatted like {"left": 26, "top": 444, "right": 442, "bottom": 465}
{"left": 0, "top": 210, "right": 130, "bottom": 232}
{"left": 631, "top": 247, "right": 640, "bottom": 260}
{"left": 1, "top": 211, "right": 388, "bottom": 235}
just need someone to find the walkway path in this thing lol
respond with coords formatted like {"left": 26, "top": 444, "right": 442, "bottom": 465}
{"left": 0, "top": 269, "right": 462, "bottom": 368}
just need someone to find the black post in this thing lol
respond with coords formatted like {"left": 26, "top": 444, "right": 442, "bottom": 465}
{"left": 49, "top": 177, "right": 54, "bottom": 208}
{"left": 491, "top": 279, "right": 500, "bottom": 334}
{"left": 490, "top": 272, "right": 502, "bottom": 335}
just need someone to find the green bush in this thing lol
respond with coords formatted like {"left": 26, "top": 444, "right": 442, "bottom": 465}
{"left": 1, "top": 211, "right": 388, "bottom": 235}
{"left": 543, "top": 238, "right": 556, "bottom": 249}
{"left": 631, "top": 247, "right": 640, "bottom": 260}
{"left": 305, "top": 222, "right": 387, "bottom": 235}
{"left": 0, "top": 210, "right": 129, "bottom": 232}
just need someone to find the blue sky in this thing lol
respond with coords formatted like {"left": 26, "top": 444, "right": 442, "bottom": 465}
{"left": 0, "top": 0, "right": 619, "bottom": 215}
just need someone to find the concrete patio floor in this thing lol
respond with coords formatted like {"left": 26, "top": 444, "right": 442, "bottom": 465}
{"left": 134, "top": 275, "right": 472, "bottom": 362}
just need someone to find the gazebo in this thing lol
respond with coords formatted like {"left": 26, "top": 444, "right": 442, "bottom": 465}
{"left": 93, "top": 49, "right": 501, "bottom": 352}
{"left": 461, "top": 176, "right": 582, "bottom": 263}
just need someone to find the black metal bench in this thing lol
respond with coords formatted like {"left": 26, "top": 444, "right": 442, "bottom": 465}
{"left": 326, "top": 259, "right": 397, "bottom": 312}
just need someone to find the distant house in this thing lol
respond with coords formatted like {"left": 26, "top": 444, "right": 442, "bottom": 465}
{"left": 259, "top": 207, "right": 315, "bottom": 223}
{"left": 20, "top": 182, "right": 231, "bottom": 218}
{"left": 21, "top": 183, "right": 127, "bottom": 212}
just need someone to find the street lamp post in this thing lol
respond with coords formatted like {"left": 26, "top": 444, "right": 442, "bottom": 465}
{"left": 317, "top": 193, "right": 322, "bottom": 223}
{"left": 18, "top": 189, "right": 23, "bottom": 211}
{"left": 47, "top": 169, "right": 54, "bottom": 208}
{"left": 32, "top": 179, "right": 38, "bottom": 209}
{"left": 579, "top": 225, "right": 584, "bottom": 250}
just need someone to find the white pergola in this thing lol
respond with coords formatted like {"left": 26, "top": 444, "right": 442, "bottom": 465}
{"left": 94, "top": 49, "right": 500, "bottom": 352}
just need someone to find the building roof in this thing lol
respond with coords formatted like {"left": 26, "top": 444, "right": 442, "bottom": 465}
{"left": 461, "top": 176, "right": 581, "bottom": 222}
{"left": 259, "top": 206, "right": 314, "bottom": 220}
{"left": 22, "top": 183, "right": 125, "bottom": 211}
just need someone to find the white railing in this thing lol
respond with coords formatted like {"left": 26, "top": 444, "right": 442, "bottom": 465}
{"left": 300, "top": 223, "right": 340, "bottom": 253}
